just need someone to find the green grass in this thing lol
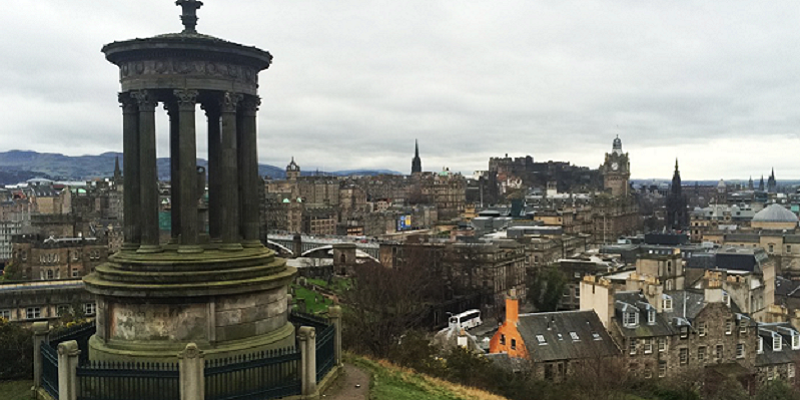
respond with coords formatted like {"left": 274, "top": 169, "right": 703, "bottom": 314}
{"left": 349, "top": 355, "right": 508, "bottom": 400}
{"left": 291, "top": 285, "right": 333, "bottom": 314}
{"left": 0, "top": 380, "right": 32, "bottom": 400}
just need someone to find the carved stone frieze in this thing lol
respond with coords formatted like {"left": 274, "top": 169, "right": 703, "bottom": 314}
{"left": 119, "top": 58, "right": 258, "bottom": 86}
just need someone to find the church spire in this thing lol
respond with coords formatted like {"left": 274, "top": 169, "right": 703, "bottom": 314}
{"left": 411, "top": 139, "right": 422, "bottom": 174}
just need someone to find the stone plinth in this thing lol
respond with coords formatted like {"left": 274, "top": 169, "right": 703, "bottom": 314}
{"left": 84, "top": 246, "right": 296, "bottom": 361}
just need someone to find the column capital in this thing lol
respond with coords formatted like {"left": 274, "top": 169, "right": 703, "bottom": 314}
{"left": 220, "top": 92, "right": 243, "bottom": 114}
{"left": 130, "top": 90, "right": 157, "bottom": 112}
{"left": 118, "top": 92, "right": 138, "bottom": 114}
{"left": 298, "top": 326, "right": 316, "bottom": 341}
{"left": 57, "top": 340, "right": 81, "bottom": 357}
{"left": 240, "top": 96, "right": 261, "bottom": 116}
{"left": 174, "top": 89, "right": 200, "bottom": 111}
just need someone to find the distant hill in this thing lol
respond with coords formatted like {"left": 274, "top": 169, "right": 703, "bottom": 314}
{"left": 0, "top": 150, "right": 400, "bottom": 185}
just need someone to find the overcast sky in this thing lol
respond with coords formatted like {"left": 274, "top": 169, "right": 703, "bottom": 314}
{"left": 1, "top": 1, "right": 798, "bottom": 179}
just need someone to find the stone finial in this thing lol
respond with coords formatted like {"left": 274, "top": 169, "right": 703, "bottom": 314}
{"left": 178, "top": 343, "right": 204, "bottom": 359}
{"left": 328, "top": 305, "right": 342, "bottom": 318}
{"left": 57, "top": 340, "right": 81, "bottom": 356}
{"left": 176, "top": 0, "right": 204, "bottom": 34}
{"left": 32, "top": 321, "right": 49, "bottom": 335}
{"left": 298, "top": 326, "right": 316, "bottom": 341}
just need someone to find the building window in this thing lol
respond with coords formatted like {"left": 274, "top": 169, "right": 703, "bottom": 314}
{"left": 698, "top": 322, "right": 706, "bottom": 337}
{"left": 500, "top": 334, "right": 505, "bottom": 346}
{"left": 698, "top": 346, "right": 706, "bottom": 361}
{"left": 629, "top": 340, "right": 637, "bottom": 355}
{"left": 793, "top": 333, "right": 800, "bottom": 350}
{"left": 644, "top": 338, "right": 653, "bottom": 354}
{"left": 658, "top": 362, "right": 667, "bottom": 377}
{"left": 680, "top": 327, "right": 689, "bottom": 339}
{"left": 0, "top": 310, "right": 10, "bottom": 320}
{"left": 774, "top": 335, "right": 782, "bottom": 352}
{"left": 788, "top": 245, "right": 792, "bottom": 253}
{"left": 26, "top": 307, "right": 41, "bottom": 320}
{"left": 570, "top": 332, "right": 580, "bottom": 341}
{"left": 648, "top": 310, "right": 656, "bottom": 325}
{"left": 72, "top": 269, "right": 79, "bottom": 278}
{"left": 725, "top": 320, "right": 732, "bottom": 335}
{"left": 57, "top": 305, "right": 70, "bottom": 316}
{"left": 790, "top": 363, "right": 796, "bottom": 379}
{"left": 536, "top": 335, "right": 546, "bottom": 345}
{"left": 663, "top": 296, "right": 673, "bottom": 311}
{"left": 768, "top": 366, "right": 775, "bottom": 381}
{"left": 511, "top": 339, "right": 516, "bottom": 350}
{"left": 680, "top": 348, "right": 688, "bottom": 365}
{"left": 46, "top": 270, "right": 54, "bottom": 280}
{"left": 624, "top": 310, "right": 638, "bottom": 327}
{"left": 769, "top": 244, "right": 774, "bottom": 253}
{"left": 643, "top": 368, "right": 653, "bottom": 379}
{"left": 740, "top": 322, "right": 747, "bottom": 334}
{"left": 83, "top": 303, "right": 96, "bottom": 316}
{"left": 736, "top": 343, "right": 745, "bottom": 359}
{"left": 658, "top": 337, "right": 667, "bottom": 352}
{"left": 758, "top": 337, "right": 764, "bottom": 354}
{"left": 574, "top": 286, "right": 580, "bottom": 298}
{"left": 715, "top": 345, "right": 723, "bottom": 360}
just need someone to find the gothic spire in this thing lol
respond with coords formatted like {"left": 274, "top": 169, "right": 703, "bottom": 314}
{"left": 411, "top": 139, "right": 422, "bottom": 174}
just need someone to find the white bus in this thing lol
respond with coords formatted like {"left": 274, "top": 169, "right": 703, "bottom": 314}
{"left": 449, "top": 309, "right": 482, "bottom": 329}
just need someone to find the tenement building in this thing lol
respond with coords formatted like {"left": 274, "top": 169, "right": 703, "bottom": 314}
{"left": 10, "top": 235, "right": 108, "bottom": 280}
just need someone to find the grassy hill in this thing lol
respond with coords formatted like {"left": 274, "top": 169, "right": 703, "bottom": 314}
{"left": 350, "top": 355, "right": 510, "bottom": 400}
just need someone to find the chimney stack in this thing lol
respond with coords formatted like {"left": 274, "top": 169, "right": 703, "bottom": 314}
{"left": 505, "top": 289, "right": 519, "bottom": 325}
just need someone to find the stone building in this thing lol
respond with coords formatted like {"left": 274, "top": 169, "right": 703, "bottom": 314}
{"left": 11, "top": 235, "right": 108, "bottom": 280}
{"left": 0, "top": 280, "right": 96, "bottom": 326}
{"left": 755, "top": 322, "right": 800, "bottom": 385}
{"left": 488, "top": 293, "right": 620, "bottom": 381}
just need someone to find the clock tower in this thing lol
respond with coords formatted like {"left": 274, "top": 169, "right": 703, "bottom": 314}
{"left": 602, "top": 135, "right": 630, "bottom": 197}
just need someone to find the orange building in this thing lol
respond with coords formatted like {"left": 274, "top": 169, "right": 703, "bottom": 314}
{"left": 489, "top": 290, "right": 529, "bottom": 358}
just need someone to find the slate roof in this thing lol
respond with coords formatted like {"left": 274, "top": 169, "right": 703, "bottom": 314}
{"left": 516, "top": 310, "right": 620, "bottom": 362}
{"left": 756, "top": 323, "right": 800, "bottom": 367}
{"left": 613, "top": 291, "right": 675, "bottom": 338}
{"left": 661, "top": 289, "right": 744, "bottom": 324}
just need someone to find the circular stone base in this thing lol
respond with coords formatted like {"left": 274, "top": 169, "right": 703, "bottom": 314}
{"left": 88, "top": 322, "right": 295, "bottom": 362}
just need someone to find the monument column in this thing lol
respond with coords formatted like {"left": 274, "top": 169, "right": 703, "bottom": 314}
{"left": 239, "top": 95, "right": 261, "bottom": 246}
{"left": 131, "top": 90, "right": 161, "bottom": 253}
{"left": 175, "top": 89, "right": 202, "bottom": 252}
{"left": 219, "top": 92, "right": 242, "bottom": 251}
{"left": 204, "top": 103, "right": 222, "bottom": 240}
{"left": 166, "top": 101, "right": 181, "bottom": 242}
{"left": 119, "top": 93, "right": 141, "bottom": 250}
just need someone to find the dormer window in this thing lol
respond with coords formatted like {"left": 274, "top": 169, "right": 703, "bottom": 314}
{"left": 648, "top": 310, "right": 656, "bottom": 325}
{"left": 592, "top": 332, "right": 601, "bottom": 340}
{"left": 570, "top": 332, "right": 579, "bottom": 341}
{"left": 774, "top": 334, "right": 782, "bottom": 352}
{"left": 793, "top": 333, "right": 800, "bottom": 350}
{"left": 663, "top": 295, "right": 673, "bottom": 312}
{"left": 536, "top": 335, "right": 546, "bottom": 345}
{"left": 758, "top": 337, "right": 764, "bottom": 354}
{"left": 624, "top": 310, "right": 639, "bottom": 327}
{"left": 722, "top": 291, "right": 730, "bottom": 307}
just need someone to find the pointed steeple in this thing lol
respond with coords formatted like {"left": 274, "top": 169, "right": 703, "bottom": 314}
{"left": 113, "top": 155, "right": 122, "bottom": 184}
{"left": 411, "top": 139, "right": 422, "bottom": 174}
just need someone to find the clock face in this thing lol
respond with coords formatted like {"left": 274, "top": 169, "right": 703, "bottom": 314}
{"left": 611, "top": 162, "right": 619, "bottom": 171}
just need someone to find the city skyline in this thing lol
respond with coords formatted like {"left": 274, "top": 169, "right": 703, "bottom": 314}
{"left": 1, "top": 1, "right": 798, "bottom": 179}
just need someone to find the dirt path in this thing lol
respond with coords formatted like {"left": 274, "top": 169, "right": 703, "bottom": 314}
{"left": 321, "top": 363, "right": 370, "bottom": 400}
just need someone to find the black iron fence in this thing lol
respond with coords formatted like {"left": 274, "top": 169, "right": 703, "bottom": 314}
{"left": 76, "top": 360, "right": 180, "bottom": 400}
{"left": 316, "top": 323, "right": 335, "bottom": 383}
{"left": 41, "top": 341, "right": 59, "bottom": 400}
{"left": 50, "top": 321, "right": 96, "bottom": 366}
{"left": 205, "top": 347, "right": 302, "bottom": 400}
{"left": 290, "top": 310, "right": 330, "bottom": 332}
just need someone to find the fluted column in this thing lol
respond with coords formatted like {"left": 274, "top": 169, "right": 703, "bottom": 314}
{"left": 119, "top": 93, "right": 140, "bottom": 250}
{"left": 238, "top": 95, "right": 261, "bottom": 247}
{"left": 174, "top": 89, "right": 202, "bottom": 253}
{"left": 219, "top": 92, "right": 242, "bottom": 251}
{"left": 131, "top": 90, "right": 161, "bottom": 253}
{"left": 166, "top": 101, "right": 181, "bottom": 242}
{"left": 203, "top": 103, "right": 222, "bottom": 240}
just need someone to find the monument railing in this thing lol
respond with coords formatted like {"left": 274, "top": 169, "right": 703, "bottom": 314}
{"left": 76, "top": 361, "right": 180, "bottom": 400}
{"left": 32, "top": 311, "right": 343, "bottom": 400}
{"left": 41, "top": 341, "right": 59, "bottom": 400}
{"left": 204, "top": 347, "right": 301, "bottom": 400}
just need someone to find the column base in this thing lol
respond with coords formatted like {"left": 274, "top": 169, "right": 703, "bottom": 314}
{"left": 136, "top": 244, "right": 163, "bottom": 254}
{"left": 242, "top": 240, "right": 262, "bottom": 248}
{"left": 178, "top": 245, "right": 204, "bottom": 254}
{"left": 219, "top": 242, "right": 244, "bottom": 252}
{"left": 121, "top": 242, "right": 140, "bottom": 251}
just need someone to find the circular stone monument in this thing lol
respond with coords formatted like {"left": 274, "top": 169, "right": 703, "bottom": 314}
{"left": 83, "top": 0, "right": 297, "bottom": 361}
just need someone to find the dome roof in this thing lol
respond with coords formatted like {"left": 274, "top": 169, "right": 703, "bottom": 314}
{"left": 752, "top": 204, "right": 799, "bottom": 223}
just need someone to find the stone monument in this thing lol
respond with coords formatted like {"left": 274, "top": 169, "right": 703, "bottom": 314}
{"left": 84, "top": 0, "right": 297, "bottom": 361}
